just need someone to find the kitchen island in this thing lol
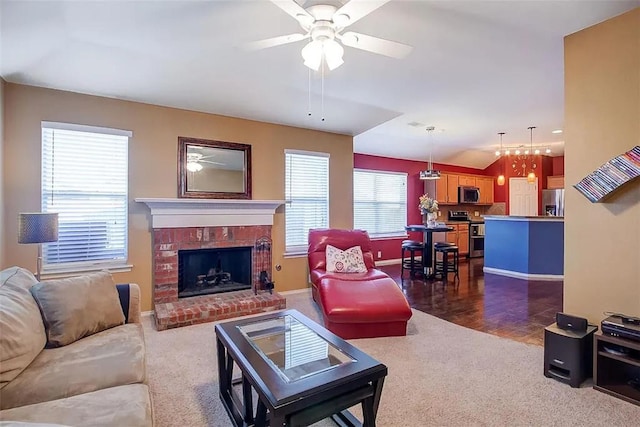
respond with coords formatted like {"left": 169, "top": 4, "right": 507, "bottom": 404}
{"left": 483, "top": 215, "right": 564, "bottom": 280}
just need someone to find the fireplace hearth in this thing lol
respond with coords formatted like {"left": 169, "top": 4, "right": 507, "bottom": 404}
{"left": 178, "top": 246, "right": 251, "bottom": 298}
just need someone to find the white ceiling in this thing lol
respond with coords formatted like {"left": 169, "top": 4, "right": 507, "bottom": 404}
{"left": 1, "top": 0, "right": 638, "bottom": 169}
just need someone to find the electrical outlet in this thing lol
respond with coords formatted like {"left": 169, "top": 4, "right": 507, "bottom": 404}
{"left": 474, "top": 211, "right": 480, "bottom": 217}
{"left": 437, "top": 211, "right": 442, "bottom": 217}
{"left": 377, "top": 251, "right": 382, "bottom": 258}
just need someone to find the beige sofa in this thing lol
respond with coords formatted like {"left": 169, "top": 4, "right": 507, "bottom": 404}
{"left": 0, "top": 267, "right": 153, "bottom": 427}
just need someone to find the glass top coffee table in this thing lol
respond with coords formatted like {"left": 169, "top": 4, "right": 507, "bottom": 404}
{"left": 215, "top": 309, "right": 387, "bottom": 427}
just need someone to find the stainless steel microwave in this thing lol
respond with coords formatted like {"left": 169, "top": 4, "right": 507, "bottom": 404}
{"left": 459, "top": 186, "right": 480, "bottom": 204}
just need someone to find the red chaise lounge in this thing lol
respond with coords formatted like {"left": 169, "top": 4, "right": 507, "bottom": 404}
{"left": 307, "top": 228, "right": 413, "bottom": 339}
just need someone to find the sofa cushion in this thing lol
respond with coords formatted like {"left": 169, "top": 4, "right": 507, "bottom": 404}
{"left": 0, "top": 267, "right": 46, "bottom": 390}
{"left": 30, "top": 271, "right": 125, "bottom": 347}
{"left": 310, "top": 268, "right": 389, "bottom": 286}
{"left": 0, "top": 384, "right": 152, "bottom": 427}
{"left": 318, "top": 277, "right": 412, "bottom": 323}
{"left": 325, "top": 245, "right": 367, "bottom": 273}
{"left": 0, "top": 323, "right": 145, "bottom": 410}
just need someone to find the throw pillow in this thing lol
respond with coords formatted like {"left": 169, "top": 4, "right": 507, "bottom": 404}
{"left": 325, "top": 245, "right": 368, "bottom": 273}
{"left": 0, "top": 267, "right": 47, "bottom": 389}
{"left": 30, "top": 271, "right": 125, "bottom": 347}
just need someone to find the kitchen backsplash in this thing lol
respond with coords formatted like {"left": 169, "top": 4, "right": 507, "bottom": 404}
{"left": 437, "top": 204, "right": 491, "bottom": 221}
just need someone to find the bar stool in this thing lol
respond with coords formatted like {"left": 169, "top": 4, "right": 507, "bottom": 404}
{"left": 401, "top": 240, "right": 424, "bottom": 279}
{"left": 434, "top": 245, "right": 459, "bottom": 282}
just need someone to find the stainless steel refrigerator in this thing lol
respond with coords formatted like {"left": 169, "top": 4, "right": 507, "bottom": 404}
{"left": 542, "top": 189, "right": 565, "bottom": 216}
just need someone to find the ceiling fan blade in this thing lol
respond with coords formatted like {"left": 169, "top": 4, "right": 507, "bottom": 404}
{"left": 269, "top": 0, "right": 313, "bottom": 23}
{"left": 334, "top": 0, "right": 391, "bottom": 26}
{"left": 339, "top": 31, "right": 413, "bottom": 59}
{"left": 243, "top": 33, "right": 307, "bottom": 51}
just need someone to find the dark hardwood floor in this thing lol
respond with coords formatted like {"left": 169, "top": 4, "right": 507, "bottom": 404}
{"left": 379, "top": 259, "right": 563, "bottom": 346}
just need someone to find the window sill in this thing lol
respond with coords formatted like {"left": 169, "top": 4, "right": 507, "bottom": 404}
{"left": 371, "top": 234, "right": 409, "bottom": 241}
{"left": 41, "top": 264, "right": 133, "bottom": 280}
{"left": 284, "top": 251, "right": 307, "bottom": 259}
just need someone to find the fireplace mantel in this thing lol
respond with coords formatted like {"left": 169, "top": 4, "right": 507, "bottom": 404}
{"left": 135, "top": 198, "right": 284, "bottom": 228}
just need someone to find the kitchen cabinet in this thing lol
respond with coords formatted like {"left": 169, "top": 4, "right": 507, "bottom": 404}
{"left": 547, "top": 175, "right": 565, "bottom": 189}
{"left": 446, "top": 174, "right": 459, "bottom": 204}
{"left": 458, "top": 175, "right": 476, "bottom": 187}
{"left": 425, "top": 173, "right": 493, "bottom": 205}
{"left": 443, "top": 223, "right": 469, "bottom": 256}
{"left": 458, "top": 227, "right": 469, "bottom": 255}
{"left": 476, "top": 177, "right": 494, "bottom": 205}
{"left": 426, "top": 173, "right": 459, "bottom": 204}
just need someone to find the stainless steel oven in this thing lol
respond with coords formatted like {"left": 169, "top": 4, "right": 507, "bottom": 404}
{"left": 469, "top": 222, "right": 485, "bottom": 258}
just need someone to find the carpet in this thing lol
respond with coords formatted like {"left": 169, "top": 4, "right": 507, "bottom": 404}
{"left": 143, "top": 290, "right": 640, "bottom": 426}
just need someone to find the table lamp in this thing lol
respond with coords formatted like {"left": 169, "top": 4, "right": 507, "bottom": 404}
{"left": 18, "top": 212, "right": 59, "bottom": 281}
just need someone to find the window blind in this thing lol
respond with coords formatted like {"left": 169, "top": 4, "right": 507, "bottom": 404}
{"left": 41, "top": 122, "right": 130, "bottom": 270}
{"left": 285, "top": 150, "right": 329, "bottom": 254}
{"left": 353, "top": 169, "right": 407, "bottom": 238}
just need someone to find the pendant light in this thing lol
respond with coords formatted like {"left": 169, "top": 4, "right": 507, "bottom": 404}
{"left": 527, "top": 126, "right": 536, "bottom": 183}
{"left": 420, "top": 126, "right": 441, "bottom": 180}
{"left": 497, "top": 132, "right": 506, "bottom": 186}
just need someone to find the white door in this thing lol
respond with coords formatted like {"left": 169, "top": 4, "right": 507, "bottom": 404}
{"left": 509, "top": 177, "right": 538, "bottom": 216}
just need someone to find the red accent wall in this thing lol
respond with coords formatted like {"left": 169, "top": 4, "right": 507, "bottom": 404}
{"left": 552, "top": 156, "right": 565, "bottom": 175}
{"left": 484, "top": 157, "right": 506, "bottom": 203}
{"left": 353, "top": 154, "right": 485, "bottom": 261}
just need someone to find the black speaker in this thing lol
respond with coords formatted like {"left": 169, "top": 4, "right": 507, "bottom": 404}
{"left": 556, "top": 312, "right": 588, "bottom": 332}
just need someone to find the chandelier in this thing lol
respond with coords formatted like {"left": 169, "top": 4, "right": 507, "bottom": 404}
{"left": 419, "top": 126, "right": 441, "bottom": 180}
{"left": 495, "top": 145, "right": 551, "bottom": 156}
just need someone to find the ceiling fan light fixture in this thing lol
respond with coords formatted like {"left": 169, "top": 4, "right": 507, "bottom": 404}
{"left": 302, "top": 40, "right": 322, "bottom": 70}
{"left": 323, "top": 39, "right": 344, "bottom": 70}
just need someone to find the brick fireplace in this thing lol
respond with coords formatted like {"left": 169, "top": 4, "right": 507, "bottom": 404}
{"left": 136, "top": 198, "right": 286, "bottom": 330}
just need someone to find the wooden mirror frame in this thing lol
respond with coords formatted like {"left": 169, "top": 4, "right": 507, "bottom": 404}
{"left": 178, "top": 137, "right": 252, "bottom": 199}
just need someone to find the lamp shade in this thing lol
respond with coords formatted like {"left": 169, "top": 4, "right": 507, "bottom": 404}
{"left": 18, "top": 213, "right": 59, "bottom": 244}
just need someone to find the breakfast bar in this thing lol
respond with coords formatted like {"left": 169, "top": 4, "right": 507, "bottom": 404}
{"left": 483, "top": 215, "right": 564, "bottom": 280}
{"left": 405, "top": 224, "right": 453, "bottom": 277}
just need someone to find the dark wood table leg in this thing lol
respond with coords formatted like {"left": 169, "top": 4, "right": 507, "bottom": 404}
{"left": 255, "top": 400, "right": 267, "bottom": 427}
{"left": 362, "top": 377, "right": 385, "bottom": 427}
{"left": 242, "top": 374, "right": 254, "bottom": 424}
{"left": 217, "top": 338, "right": 230, "bottom": 393}
{"left": 422, "top": 231, "right": 434, "bottom": 278}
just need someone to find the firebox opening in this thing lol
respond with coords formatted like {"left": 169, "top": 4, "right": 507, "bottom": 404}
{"left": 178, "top": 246, "right": 252, "bottom": 298}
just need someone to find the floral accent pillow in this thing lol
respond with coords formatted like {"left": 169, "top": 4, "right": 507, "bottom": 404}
{"left": 325, "top": 245, "right": 368, "bottom": 273}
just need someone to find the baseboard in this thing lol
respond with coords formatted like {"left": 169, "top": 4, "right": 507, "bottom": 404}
{"left": 376, "top": 258, "right": 407, "bottom": 266}
{"left": 278, "top": 288, "right": 312, "bottom": 295}
{"left": 483, "top": 266, "right": 563, "bottom": 281}
{"left": 141, "top": 310, "right": 154, "bottom": 318}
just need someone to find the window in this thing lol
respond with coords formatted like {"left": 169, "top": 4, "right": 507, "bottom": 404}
{"left": 285, "top": 150, "right": 329, "bottom": 255}
{"left": 353, "top": 169, "right": 407, "bottom": 238}
{"left": 41, "top": 122, "right": 131, "bottom": 273}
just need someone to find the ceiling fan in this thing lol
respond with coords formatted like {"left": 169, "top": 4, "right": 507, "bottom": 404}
{"left": 186, "top": 152, "right": 225, "bottom": 172}
{"left": 245, "top": 0, "right": 413, "bottom": 71}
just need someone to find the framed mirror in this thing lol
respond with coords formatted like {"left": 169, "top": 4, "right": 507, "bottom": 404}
{"left": 178, "top": 137, "right": 252, "bottom": 199}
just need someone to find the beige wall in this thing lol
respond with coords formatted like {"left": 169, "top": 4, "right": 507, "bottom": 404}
{"left": 564, "top": 8, "right": 640, "bottom": 322}
{"left": 0, "top": 79, "right": 4, "bottom": 267}
{"left": 2, "top": 83, "right": 354, "bottom": 311}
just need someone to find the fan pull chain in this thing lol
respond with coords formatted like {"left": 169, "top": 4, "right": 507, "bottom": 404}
{"left": 307, "top": 67, "right": 311, "bottom": 117}
{"left": 321, "top": 62, "right": 325, "bottom": 122}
